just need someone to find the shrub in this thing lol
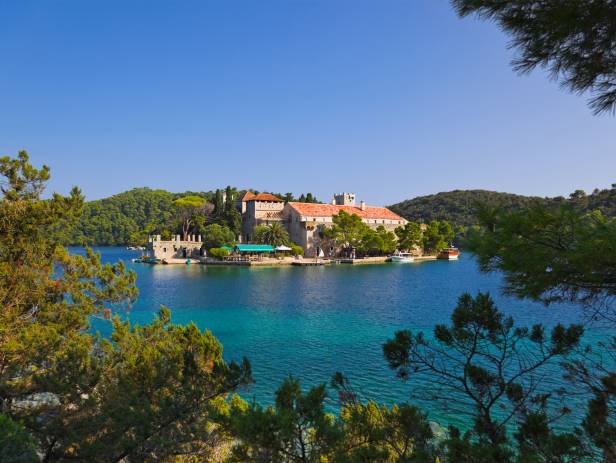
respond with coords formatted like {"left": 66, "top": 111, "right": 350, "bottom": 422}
{"left": 208, "top": 247, "right": 229, "bottom": 260}
{"left": 291, "top": 244, "right": 304, "bottom": 256}
{"left": 202, "top": 224, "right": 236, "bottom": 250}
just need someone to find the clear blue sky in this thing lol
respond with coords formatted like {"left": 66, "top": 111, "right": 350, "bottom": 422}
{"left": 1, "top": 0, "right": 614, "bottom": 205}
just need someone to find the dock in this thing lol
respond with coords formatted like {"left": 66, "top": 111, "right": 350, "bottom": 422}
{"left": 291, "top": 260, "right": 327, "bottom": 266}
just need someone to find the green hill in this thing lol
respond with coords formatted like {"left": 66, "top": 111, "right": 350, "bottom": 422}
{"left": 389, "top": 187, "right": 616, "bottom": 227}
{"left": 70, "top": 187, "right": 215, "bottom": 246}
{"left": 69, "top": 187, "right": 322, "bottom": 246}
{"left": 70, "top": 186, "right": 616, "bottom": 246}
{"left": 389, "top": 190, "right": 554, "bottom": 227}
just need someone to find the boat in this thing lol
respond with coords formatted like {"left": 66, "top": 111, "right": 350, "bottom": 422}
{"left": 390, "top": 252, "right": 414, "bottom": 263}
{"left": 437, "top": 247, "right": 460, "bottom": 260}
{"left": 134, "top": 256, "right": 160, "bottom": 264}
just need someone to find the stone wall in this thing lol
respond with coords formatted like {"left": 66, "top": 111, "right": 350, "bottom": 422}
{"left": 147, "top": 235, "right": 203, "bottom": 261}
{"left": 240, "top": 200, "right": 285, "bottom": 242}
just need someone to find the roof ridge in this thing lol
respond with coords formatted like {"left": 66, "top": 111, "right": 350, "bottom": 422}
{"left": 287, "top": 202, "right": 405, "bottom": 221}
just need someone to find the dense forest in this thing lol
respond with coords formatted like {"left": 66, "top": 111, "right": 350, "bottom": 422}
{"left": 389, "top": 187, "right": 616, "bottom": 227}
{"left": 69, "top": 188, "right": 216, "bottom": 246}
{"left": 388, "top": 190, "right": 552, "bottom": 227}
{"left": 69, "top": 186, "right": 616, "bottom": 246}
{"left": 69, "top": 188, "right": 321, "bottom": 246}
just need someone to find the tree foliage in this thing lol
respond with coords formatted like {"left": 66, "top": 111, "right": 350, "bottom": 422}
{"left": 253, "top": 223, "right": 291, "bottom": 247}
{"left": 69, "top": 187, "right": 215, "bottom": 246}
{"left": 389, "top": 190, "right": 552, "bottom": 229}
{"left": 451, "top": 0, "right": 616, "bottom": 114}
{"left": 225, "top": 376, "right": 340, "bottom": 462}
{"left": 395, "top": 222, "right": 423, "bottom": 252}
{"left": 223, "top": 185, "right": 242, "bottom": 236}
{"left": 468, "top": 205, "right": 616, "bottom": 322}
{"left": 383, "top": 292, "right": 585, "bottom": 462}
{"left": 0, "top": 414, "right": 38, "bottom": 463}
{"left": 203, "top": 223, "right": 236, "bottom": 250}
{"left": 209, "top": 247, "right": 231, "bottom": 260}
{"left": 468, "top": 202, "right": 616, "bottom": 461}
{"left": 422, "top": 221, "right": 454, "bottom": 254}
{"left": 173, "top": 195, "right": 212, "bottom": 241}
{"left": 0, "top": 151, "right": 251, "bottom": 461}
{"left": 224, "top": 374, "right": 439, "bottom": 463}
{"left": 358, "top": 226, "right": 398, "bottom": 256}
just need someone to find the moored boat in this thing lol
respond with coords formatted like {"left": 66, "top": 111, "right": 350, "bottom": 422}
{"left": 437, "top": 247, "right": 460, "bottom": 260}
{"left": 390, "top": 252, "right": 414, "bottom": 263}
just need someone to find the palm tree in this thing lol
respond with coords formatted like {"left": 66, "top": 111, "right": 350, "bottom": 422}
{"left": 253, "top": 223, "right": 290, "bottom": 246}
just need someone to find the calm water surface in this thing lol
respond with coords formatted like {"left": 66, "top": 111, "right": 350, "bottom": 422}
{"left": 83, "top": 247, "right": 608, "bottom": 430}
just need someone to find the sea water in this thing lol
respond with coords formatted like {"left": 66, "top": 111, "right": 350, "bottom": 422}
{"left": 81, "top": 247, "right": 609, "bottom": 431}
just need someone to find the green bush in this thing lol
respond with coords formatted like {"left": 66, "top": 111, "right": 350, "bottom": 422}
{"left": 290, "top": 244, "right": 304, "bottom": 256}
{"left": 202, "top": 224, "right": 236, "bottom": 250}
{"left": 208, "top": 247, "right": 229, "bottom": 259}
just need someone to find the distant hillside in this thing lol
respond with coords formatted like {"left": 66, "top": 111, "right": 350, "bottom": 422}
{"left": 579, "top": 185, "right": 616, "bottom": 217}
{"left": 70, "top": 186, "right": 616, "bottom": 246}
{"left": 388, "top": 190, "right": 553, "bottom": 227}
{"left": 70, "top": 187, "right": 216, "bottom": 246}
{"left": 70, "top": 187, "right": 324, "bottom": 246}
{"left": 389, "top": 187, "right": 616, "bottom": 227}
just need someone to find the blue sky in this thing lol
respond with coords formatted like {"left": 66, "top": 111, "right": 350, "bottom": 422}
{"left": 1, "top": 0, "right": 614, "bottom": 205}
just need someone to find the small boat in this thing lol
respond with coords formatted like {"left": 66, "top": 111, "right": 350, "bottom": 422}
{"left": 390, "top": 252, "right": 414, "bottom": 263}
{"left": 134, "top": 256, "right": 160, "bottom": 264}
{"left": 437, "top": 247, "right": 460, "bottom": 260}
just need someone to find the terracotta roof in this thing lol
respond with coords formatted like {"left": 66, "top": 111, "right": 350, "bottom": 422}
{"left": 248, "top": 193, "right": 283, "bottom": 202}
{"left": 240, "top": 191, "right": 256, "bottom": 201}
{"left": 287, "top": 202, "right": 405, "bottom": 221}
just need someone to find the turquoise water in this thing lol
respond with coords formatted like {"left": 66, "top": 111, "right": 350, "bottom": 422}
{"left": 85, "top": 247, "right": 606, "bottom": 430}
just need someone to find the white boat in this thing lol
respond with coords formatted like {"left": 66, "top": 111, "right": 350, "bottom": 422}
{"left": 390, "top": 252, "right": 414, "bottom": 263}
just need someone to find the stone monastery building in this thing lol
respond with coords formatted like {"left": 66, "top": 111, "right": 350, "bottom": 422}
{"left": 237, "top": 192, "right": 407, "bottom": 255}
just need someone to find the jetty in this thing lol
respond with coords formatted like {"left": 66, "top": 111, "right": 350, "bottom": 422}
{"left": 291, "top": 260, "right": 327, "bottom": 266}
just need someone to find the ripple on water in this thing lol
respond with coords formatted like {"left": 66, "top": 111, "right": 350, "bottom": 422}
{"left": 82, "top": 247, "right": 605, "bottom": 431}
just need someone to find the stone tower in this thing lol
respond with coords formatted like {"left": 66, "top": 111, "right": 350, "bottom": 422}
{"left": 333, "top": 192, "right": 356, "bottom": 206}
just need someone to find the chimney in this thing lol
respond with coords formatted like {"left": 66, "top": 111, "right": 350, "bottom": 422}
{"left": 360, "top": 200, "right": 366, "bottom": 211}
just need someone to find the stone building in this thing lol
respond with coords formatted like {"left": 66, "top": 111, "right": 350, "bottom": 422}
{"left": 238, "top": 192, "right": 285, "bottom": 242}
{"left": 147, "top": 235, "right": 204, "bottom": 262}
{"left": 282, "top": 198, "right": 407, "bottom": 256}
{"left": 235, "top": 191, "right": 406, "bottom": 255}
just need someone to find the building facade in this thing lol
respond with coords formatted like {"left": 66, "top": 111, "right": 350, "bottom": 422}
{"left": 147, "top": 235, "right": 204, "bottom": 261}
{"left": 282, "top": 199, "right": 407, "bottom": 256}
{"left": 236, "top": 191, "right": 407, "bottom": 255}
{"left": 238, "top": 192, "right": 285, "bottom": 243}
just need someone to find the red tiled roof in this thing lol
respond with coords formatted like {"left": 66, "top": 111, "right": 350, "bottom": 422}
{"left": 248, "top": 193, "right": 283, "bottom": 202}
{"left": 240, "top": 191, "right": 256, "bottom": 201}
{"left": 287, "top": 202, "right": 405, "bottom": 221}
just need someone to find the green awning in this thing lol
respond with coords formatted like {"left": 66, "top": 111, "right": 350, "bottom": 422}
{"left": 235, "top": 244, "right": 274, "bottom": 253}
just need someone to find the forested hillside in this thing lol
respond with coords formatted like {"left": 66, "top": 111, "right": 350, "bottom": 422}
{"left": 389, "top": 187, "right": 616, "bottom": 227}
{"left": 70, "top": 186, "right": 616, "bottom": 246}
{"left": 69, "top": 188, "right": 215, "bottom": 246}
{"left": 69, "top": 187, "right": 322, "bottom": 245}
{"left": 388, "top": 190, "right": 552, "bottom": 227}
